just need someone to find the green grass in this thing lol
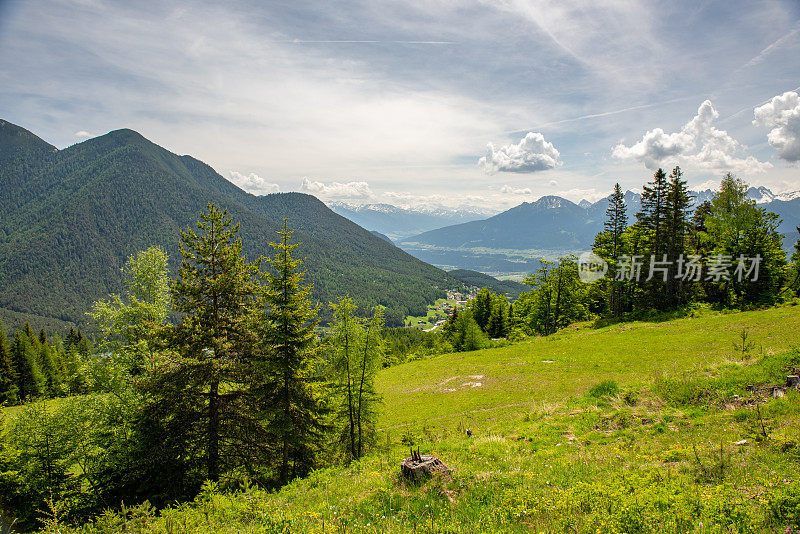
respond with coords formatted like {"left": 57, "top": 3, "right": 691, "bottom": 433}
{"left": 378, "top": 305, "right": 800, "bottom": 433}
{"left": 30, "top": 305, "right": 800, "bottom": 533}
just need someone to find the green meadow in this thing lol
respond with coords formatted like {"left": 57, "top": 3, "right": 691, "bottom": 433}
{"left": 378, "top": 305, "right": 800, "bottom": 432}
{"left": 38, "top": 304, "right": 800, "bottom": 533}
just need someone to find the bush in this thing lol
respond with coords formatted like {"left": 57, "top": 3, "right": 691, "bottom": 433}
{"left": 588, "top": 380, "right": 619, "bottom": 399}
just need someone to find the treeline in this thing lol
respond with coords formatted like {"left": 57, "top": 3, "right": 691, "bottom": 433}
{"left": 593, "top": 169, "right": 788, "bottom": 314}
{"left": 0, "top": 323, "right": 90, "bottom": 405}
{"left": 0, "top": 205, "right": 385, "bottom": 530}
{"left": 440, "top": 170, "right": 798, "bottom": 343}
{"left": 510, "top": 170, "right": 796, "bottom": 337}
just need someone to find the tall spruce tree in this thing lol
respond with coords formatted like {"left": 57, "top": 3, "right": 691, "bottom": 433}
{"left": 159, "top": 203, "right": 258, "bottom": 482}
{"left": 254, "top": 219, "right": 327, "bottom": 484}
{"left": 0, "top": 321, "right": 19, "bottom": 405}
{"left": 595, "top": 183, "right": 628, "bottom": 316}
{"left": 11, "top": 330, "right": 44, "bottom": 401}
{"left": 636, "top": 168, "right": 670, "bottom": 309}
{"left": 664, "top": 166, "right": 692, "bottom": 306}
{"left": 637, "top": 168, "right": 669, "bottom": 256}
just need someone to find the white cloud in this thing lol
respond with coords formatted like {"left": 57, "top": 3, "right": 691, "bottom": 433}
{"left": 691, "top": 179, "right": 720, "bottom": 192}
{"left": 74, "top": 130, "right": 92, "bottom": 138}
{"left": 300, "top": 178, "right": 374, "bottom": 199}
{"left": 753, "top": 91, "right": 800, "bottom": 163}
{"left": 228, "top": 171, "right": 280, "bottom": 195}
{"left": 479, "top": 132, "right": 561, "bottom": 174}
{"left": 613, "top": 100, "right": 772, "bottom": 175}
{"left": 500, "top": 185, "right": 533, "bottom": 194}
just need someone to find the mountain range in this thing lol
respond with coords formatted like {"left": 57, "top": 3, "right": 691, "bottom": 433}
{"left": 0, "top": 119, "right": 464, "bottom": 330}
{"left": 396, "top": 186, "right": 800, "bottom": 255}
{"left": 327, "top": 201, "right": 492, "bottom": 240}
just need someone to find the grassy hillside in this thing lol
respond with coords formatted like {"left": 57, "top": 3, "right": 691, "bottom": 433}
{"left": 44, "top": 305, "right": 800, "bottom": 533}
{"left": 377, "top": 305, "right": 800, "bottom": 432}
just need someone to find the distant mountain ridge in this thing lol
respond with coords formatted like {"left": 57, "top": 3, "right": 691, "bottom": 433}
{"left": 0, "top": 120, "right": 459, "bottom": 329}
{"left": 328, "top": 201, "right": 494, "bottom": 240}
{"left": 403, "top": 186, "right": 800, "bottom": 254}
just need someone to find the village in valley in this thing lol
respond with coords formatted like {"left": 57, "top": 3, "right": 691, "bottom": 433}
{"left": 404, "top": 287, "right": 480, "bottom": 331}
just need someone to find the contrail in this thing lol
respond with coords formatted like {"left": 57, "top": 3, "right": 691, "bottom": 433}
{"left": 504, "top": 95, "right": 699, "bottom": 135}
{"left": 273, "top": 39, "right": 456, "bottom": 44}
{"left": 722, "top": 84, "right": 800, "bottom": 123}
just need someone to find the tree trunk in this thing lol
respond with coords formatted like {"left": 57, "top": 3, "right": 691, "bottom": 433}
{"left": 208, "top": 379, "right": 220, "bottom": 481}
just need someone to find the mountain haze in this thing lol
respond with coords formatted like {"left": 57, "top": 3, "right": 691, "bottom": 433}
{"left": 328, "top": 201, "right": 492, "bottom": 240}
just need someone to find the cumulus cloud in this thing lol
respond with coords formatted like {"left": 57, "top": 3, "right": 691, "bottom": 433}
{"left": 300, "top": 178, "right": 373, "bottom": 199}
{"left": 478, "top": 132, "right": 561, "bottom": 174}
{"left": 613, "top": 100, "right": 772, "bottom": 174}
{"left": 74, "top": 130, "right": 92, "bottom": 138}
{"left": 229, "top": 171, "right": 280, "bottom": 195}
{"left": 753, "top": 91, "right": 800, "bottom": 163}
{"left": 500, "top": 185, "right": 533, "bottom": 195}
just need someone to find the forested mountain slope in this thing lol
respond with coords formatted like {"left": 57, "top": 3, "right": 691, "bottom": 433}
{"left": 0, "top": 121, "right": 458, "bottom": 328}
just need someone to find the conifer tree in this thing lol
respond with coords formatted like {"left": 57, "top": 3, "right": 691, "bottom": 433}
{"left": 253, "top": 219, "right": 327, "bottom": 484}
{"left": 159, "top": 203, "right": 258, "bottom": 482}
{"left": 0, "top": 322, "right": 19, "bottom": 405}
{"left": 471, "top": 288, "right": 493, "bottom": 331}
{"left": 354, "top": 307, "right": 383, "bottom": 459}
{"left": 594, "top": 183, "right": 628, "bottom": 316}
{"left": 664, "top": 166, "right": 692, "bottom": 305}
{"left": 486, "top": 297, "right": 509, "bottom": 338}
{"left": 637, "top": 168, "right": 669, "bottom": 255}
{"left": 38, "top": 341, "right": 62, "bottom": 397}
{"left": 11, "top": 330, "right": 44, "bottom": 401}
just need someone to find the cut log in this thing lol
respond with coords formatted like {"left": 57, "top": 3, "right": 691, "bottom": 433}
{"left": 787, "top": 375, "right": 799, "bottom": 388}
{"left": 401, "top": 448, "right": 450, "bottom": 483}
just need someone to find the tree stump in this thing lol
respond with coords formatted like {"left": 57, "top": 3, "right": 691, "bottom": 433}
{"left": 401, "top": 448, "right": 450, "bottom": 483}
{"left": 787, "top": 375, "right": 799, "bottom": 388}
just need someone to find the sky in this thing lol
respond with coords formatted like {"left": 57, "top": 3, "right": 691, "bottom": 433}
{"left": 1, "top": 0, "right": 799, "bottom": 212}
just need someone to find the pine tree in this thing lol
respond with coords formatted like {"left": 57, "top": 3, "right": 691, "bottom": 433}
{"left": 595, "top": 183, "right": 628, "bottom": 316}
{"left": 605, "top": 183, "right": 628, "bottom": 259}
{"left": 37, "top": 342, "right": 62, "bottom": 397}
{"left": 0, "top": 322, "right": 19, "bottom": 405}
{"left": 160, "top": 203, "right": 258, "bottom": 482}
{"left": 637, "top": 168, "right": 669, "bottom": 255}
{"left": 254, "top": 219, "right": 327, "bottom": 484}
{"left": 11, "top": 330, "right": 44, "bottom": 401}
{"left": 636, "top": 168, "right": 670, "bottom": 309}
{"left": 486, "top": 297, "right": 509, "bottom": 339}
{"left": 664, "top": 166, "right": 692, "bottom": 306}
